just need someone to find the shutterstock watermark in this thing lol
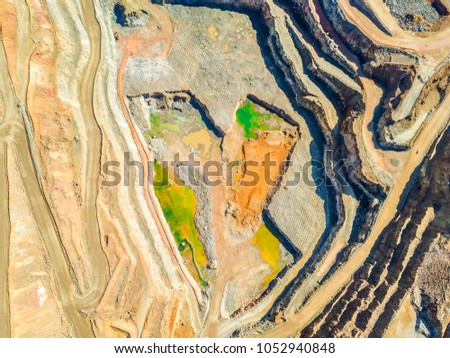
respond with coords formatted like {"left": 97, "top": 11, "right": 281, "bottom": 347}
{"left": 101, "top": 151, "right": 349, "bottom": 188}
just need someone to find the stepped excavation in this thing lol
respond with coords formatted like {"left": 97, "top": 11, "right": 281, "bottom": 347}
{"left": 0, "top": 0, "right": 449, "bottom": 338}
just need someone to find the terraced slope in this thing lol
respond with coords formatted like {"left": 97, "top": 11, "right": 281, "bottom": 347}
{"left": 0, "top": 0, "right": 448, "bottom": 337}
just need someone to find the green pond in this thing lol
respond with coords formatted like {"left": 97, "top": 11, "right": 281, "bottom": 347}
{"left": 236, "top": 100, "right": 282, "bottom": 140}
{"left": 251, "top": 224, "right": 285, "bottom": 287}
{"left": 153, "top": 161, "right": 208, "bottom": 287}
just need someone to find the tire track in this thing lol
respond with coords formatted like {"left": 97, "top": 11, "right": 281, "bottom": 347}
{"left": 0, "top": 142, "right": 10, "bottom": 338}
{"left": 72, "top": 0, "right": 110, "bottom": 310}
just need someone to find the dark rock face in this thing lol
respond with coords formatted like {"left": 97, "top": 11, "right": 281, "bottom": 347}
{"left": 432, "top": 0, "right": 450, "bottom": 16}
{"left": 114, "top": 2, "right": 150, "bottom": 28}
{"left": 317, "top": 0, "right": 420, "bottom": 151}
{"left": 365, "top": 63, "right": 417, "bottom": 151}
{"left": 163, "top": 0, "right": 265, "bottom": 11}
{"left": 114, "top": 3, "right": 128, "bottom": 27}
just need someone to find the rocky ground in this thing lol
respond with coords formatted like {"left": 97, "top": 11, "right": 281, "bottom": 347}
{"left": 385, "top": 0, "right": 440, "bottom": 31}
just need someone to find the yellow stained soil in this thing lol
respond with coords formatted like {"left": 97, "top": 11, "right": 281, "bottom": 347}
{"left": 182, "top": 128, "right": 213, "bottom": 157}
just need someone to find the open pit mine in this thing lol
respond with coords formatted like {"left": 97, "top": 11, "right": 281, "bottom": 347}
{"left": 0, "top": 0, "right": 449, "bottom": 338}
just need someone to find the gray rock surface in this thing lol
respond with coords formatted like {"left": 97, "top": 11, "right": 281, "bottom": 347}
{"left": 385, "top": 0, "right": 440, "bottom": 31}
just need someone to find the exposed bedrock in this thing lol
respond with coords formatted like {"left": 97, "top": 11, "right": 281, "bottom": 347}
{"left": 277, "top": 0, "right": 389, "bottom": 292}
{"left": 178, "top": 165, "right": 219, "bottom": 270}
{"left": 381, "top": 61, "right": 450, "bottom": 149}
{"left": 4, "top": 0, "right": 448, "bottom": 339}
{"left": 114, "top": 2, "right": 151, "bottom": 27}
{"left": 318, "top": 0, "right": 423, "bottom": 150}
{"left": 364, "top": 63, "right": 418, "bottom": 150}
{"left": 277, "top": 0, "right": 361, "bottom": 78}
{"left": 160, "top": 0, "right": 265, "bottom": 10}
{"left": 433, "top": 0, "right": 450, "bottom": 15}
{"left": 127, "top": 90, "right": 220, "bottom": 270}
{"left": 303, "top": 126, "right": 450, "bottom": 337}
{"left": 285, "top": 20, "right": 363, "bottom": 112}
{"left": 412, "top": 245, "right": 450, "bottom": 337}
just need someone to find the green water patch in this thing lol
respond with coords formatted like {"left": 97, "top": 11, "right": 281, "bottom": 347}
{"left": 251, "top": 224, "right": 285, "bottom": 287}
{"left": 146, "top": 113, "right": 182, "bottom": 138}
{"left": 153, "top": 162, "right": 208, "bottom": 287}
{"left": 236, "top": 100, "right": 282, "bottom": 140}
{"left": 153, "top": 160, "right": 169, "bottom": 188}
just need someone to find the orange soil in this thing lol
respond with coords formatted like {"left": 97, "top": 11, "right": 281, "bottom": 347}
{"left": 0, "top": 3, "right": 17, "bottom": 84}
{"left": 230, "top": 131, "right": 294, "bottom": 227}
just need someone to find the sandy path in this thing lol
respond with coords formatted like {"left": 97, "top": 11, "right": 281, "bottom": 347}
{"left": 72, "top": 0, "right": 110, "bottom": 310}
{"left": 0, "top": 141, "right": 10, "bottom": 338}
{"left": 118, "top": 66, "right": 204, "bottom": 336}
{"left": 13, "top": 0, "right": 35, "bottom": 102}
{"left": 259, "top": 92, "right": 450, "bottom": 337}
{"left": 13, "top": 133, "right": 93, "bottom": 337}
{"left": 1, "top": 0, "right": 107, "bottom": 333}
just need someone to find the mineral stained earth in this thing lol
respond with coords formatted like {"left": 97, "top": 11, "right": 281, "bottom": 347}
{"left": 0, "top": 0, "right": 449, "bottom": 338}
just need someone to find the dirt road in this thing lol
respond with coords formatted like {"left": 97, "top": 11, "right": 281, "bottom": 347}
{"left": 0, "top": 141, "right": 10, "bottom": 338}
{"left": 74, "top": 0, "right": 110, "bottom": 311}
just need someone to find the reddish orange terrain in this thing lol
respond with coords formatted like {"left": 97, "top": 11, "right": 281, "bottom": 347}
{"left": 230, "top": 130, "right": 297, "bottom": 227}
{"left": 0, "top": 3, "right": 17, "bottom": 84}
